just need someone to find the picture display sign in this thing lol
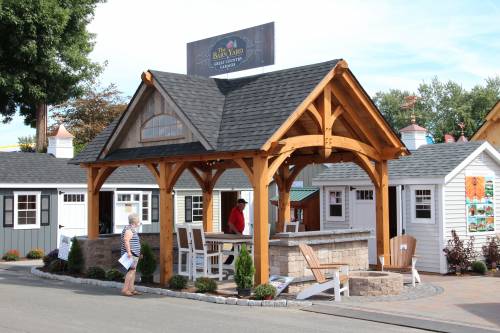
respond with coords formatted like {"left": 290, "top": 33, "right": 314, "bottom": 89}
{"left": 187, "top": 22, "right": 275, "bottom": 77}
{"left": 269, "top": 275, "right": 294, "bottom": 296}
{"left": 465, "top": 175, "right": 495, "bottom": 233}
{"left": 58, "top": 235, "right": 72, "bottom": 261}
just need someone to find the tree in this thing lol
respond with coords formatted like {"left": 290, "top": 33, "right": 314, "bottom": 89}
{"left": 51, "top": 82, "right": 127, "bottom": 154}
{"left": 0, "top": 0, "right": 103, "bottom": 152}
{"left": 373, "top": 77, "right": 500, "bottom": 142}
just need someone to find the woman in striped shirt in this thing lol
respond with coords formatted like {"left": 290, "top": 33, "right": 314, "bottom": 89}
{"left": 121, "top": 213, "right": 142, "bottom": 296}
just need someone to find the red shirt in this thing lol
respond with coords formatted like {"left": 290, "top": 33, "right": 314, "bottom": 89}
{"left": 228, "top": 207, "right": 245, "bottom": 233}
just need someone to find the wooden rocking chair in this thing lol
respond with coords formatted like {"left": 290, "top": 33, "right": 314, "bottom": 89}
{"left": 379, "top": 235, "right": 421, "bottom": 287}
{"left": 297, "top": 243, "right": 349, "bottom": 302}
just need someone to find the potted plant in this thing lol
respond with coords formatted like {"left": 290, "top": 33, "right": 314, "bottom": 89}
{"left": 234, "top": 244, "right": 254, "bottom": 297}
{"left": 254, "top": 283, "right": 277, "bottom": 300}
{"left": 137, "top": 241, "right": 156, "bottom": 283}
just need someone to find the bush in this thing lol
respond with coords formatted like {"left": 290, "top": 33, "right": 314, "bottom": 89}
{"left": 254, "top": 284, "right": 277, "bottom": 300}
{"left": 67, "top": 237, "right": 84, "bottom": 273}
{"left": 48, "top": 259, "right": 67, "bottom": 273}
{"left": 471, "top": 261, "right": 487, "bottom": 275}
{"left": 43, "top": 249, "right": 59, "bottom": 267}
{"left": 27, "top": 248, "right": 44, "bottom": 259}
{"left": 234, "top": 244, "right": 254, "bottom": 290}
{"left": 106, "top": 269, "right": 124, "bottom": 282}
{"left": 169, "top": 275, "right": 188, "bottom": 290}
{"left": 86, "top": 266, "right": 106, "bottom": 279}
{"left": 443, "top": 230, "right": 476, "bottom": 273}
{"left": 194, "top": 277, "right": 217, "bottom": 293}
{"left": 482, "top": 236, "right": 500, "bottom": 269}
{"left": 2, "top": 249, "right": 20, "bottom": 261}
{"left": 137, "top": 241, "right": 156, "bottom": 283}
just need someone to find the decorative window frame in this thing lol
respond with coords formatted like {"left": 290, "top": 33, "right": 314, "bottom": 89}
{"left": 114, "top": 191, "right": 152, "bottom": 225}
{"left": 410, "top": 185, "right": 435, "bottom": 224}
{"left": 140, "top": 114, "right": 185, "bottom": 143}
{"left": 325, "top": 187, "right": 345, "bottom": 222}
{"left": 13, "top": 191, "right": 41, "bottom": 230}
{"left": 141, "top": 192, "right": 152, "bottom": 224}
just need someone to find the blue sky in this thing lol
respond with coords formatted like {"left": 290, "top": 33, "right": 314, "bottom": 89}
{"left": 1, "top": 0, "right": 500, "bottom": 145}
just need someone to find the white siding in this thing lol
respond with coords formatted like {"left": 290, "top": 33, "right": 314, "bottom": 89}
{"left": 404, "top": 184, "right": 442, "bottom": 273}
{"left": 174, "top": 190, "right": 221, "bottom": 232}
{"left": 321, "top": 186, "right": 350, "bottom": 230}
{"left": 444, "top": 152, "right": 500, "bottom": 269}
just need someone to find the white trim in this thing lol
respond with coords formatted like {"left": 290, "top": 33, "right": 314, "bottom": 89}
{"left": 439, "top": 184, "right": 448, "bottom": 274}
{"left": 319, "top": 186, "right": 324, "bottom": 230}
{"left": 141, "top": 191, "right": 152, "bottom": 225}
{"left": 325, "top": 187, "right": 345, "bottom": 222}
{"left": 410, "top": 185, "right": 435, "bottom": 224}
{"left": 444, "top": 142, "right": 500, "bottom": 184}
{"left": 13, "top": 191, "right": 41, "bottom": 230}
{"left": 396, "top": 185, "right": 403, "bottom": 236}
{"left": 401, "top": 185, "right": 407, "bottom": 233}
{"left": 0, "top": 183, "right": 252, "bottom": 191}
{"left": 313, "top": 178, "right": 444, "bottom": 187}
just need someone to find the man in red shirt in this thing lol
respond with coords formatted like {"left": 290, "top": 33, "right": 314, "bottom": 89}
{"left": 224, "top": 198, "right": 247, "bottom": 265}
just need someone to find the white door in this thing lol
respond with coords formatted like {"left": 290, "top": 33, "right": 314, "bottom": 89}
{"left": 58, "top": 190, "right": 87, "bottom": 245}
{"left": 351, "top": 187, "right": 377, "bottom": 265}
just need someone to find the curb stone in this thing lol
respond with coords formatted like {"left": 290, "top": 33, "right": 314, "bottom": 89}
{"left": 30, "top": 267, "right": 311, "bottom": 308}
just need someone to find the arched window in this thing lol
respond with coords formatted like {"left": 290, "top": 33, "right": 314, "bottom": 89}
{"left": 141, "top": 115, "right": 184, "bottom": 141}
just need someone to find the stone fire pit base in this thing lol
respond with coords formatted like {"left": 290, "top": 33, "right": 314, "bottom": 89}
{"left": 349, "top": 271, "right": 403, "bottom": 296}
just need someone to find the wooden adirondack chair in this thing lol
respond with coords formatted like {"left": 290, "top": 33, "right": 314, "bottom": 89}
{"left": 297, "top": 243, "right": 349, "bottom": 302}
{"left": 379, "top": 235, "right": 421, "bottom": 287}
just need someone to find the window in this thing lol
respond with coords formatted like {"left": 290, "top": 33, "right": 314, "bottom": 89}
{"left": 141, "top": 115, "right": 184, "bottom": 141}
{"left": 356, "top": 190, "right": 373, "bottom": 200}
{"left": 151, "top": 194, "right": 159, "bottom": 223}
{"left": 326, "top": 188, "right": 345, "bottom": 221}
{"left": 115, "top": 191, "right": 151, "bottom": 225}
{"left": 63, "top": 194, "right": 84, "bottom": 202}
{"left": 41, "top": 195, "right": 50, "bottom": 226}
{"left": 411, "top": 186, "right": 434, "bottom": 224}
{"left": 141, "top": 193, "right": 151, "bottom": 223}
{"left": 13, "top": 192, "right": 41, "bottom": 229}
{"left": 185, "top": 195, "right": 203, "bottom": 223}
{"left": 3, "top": 196, "right": 14, "bottom": 227}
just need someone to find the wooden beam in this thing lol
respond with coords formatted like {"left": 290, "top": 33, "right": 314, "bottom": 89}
{"left": 93, "top": 166, "right": 117, "bottom": 192}
{"left": 87, "top": 167, "right": 99, "bottom": 240}
{"left": 276, "top": 165, "right": 291, "bottom": 233}
{"left": 202, "top": 190, "right": 213, "bottom": 232}
{"left": 352, "top": 152, "right": 380, "bottom": 188}
{"left": 144, "top": 163, "right": 160, "bottom": 184}
{"left": 188, "top": 166, "right": 207, "bottom": 191}
{"left": 306, "top": 103, "right": 322, "bottom": 131}
{"left": 159, "top": 161, "right": 174, "bottom": 286}
{"left": 253, "top": 155, "right": 270, "bottom": 285}
{"left": 267, "top": 152, "right": 292, "bottom": 183}
{"left": 326, "top": 136, "right": 381, "bottom": 161}
{"left": 234, "top": 158, "right": 254, "bottom": 187}
{"left": 375, "top": 160, "right": 390, "bottom": 269}
{"left": 328, "top": 105, "right": 344, "bottom": 129}
{"left": 322, "top": 86, "right": 332, "bottom": 159}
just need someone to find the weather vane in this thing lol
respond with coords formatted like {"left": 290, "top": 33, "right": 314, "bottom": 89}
{"left": 401, "top": 95, "right": 419, "bottom": 123}
{"left": 458, "top": 122, "right": 465, "bottom": 136}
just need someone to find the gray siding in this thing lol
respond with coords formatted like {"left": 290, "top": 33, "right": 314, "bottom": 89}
{"left": 0, "top": 189, "right": 58, "bottom": 256}
{"left": 174, "top": 190, "right": 221, "bottom": 232}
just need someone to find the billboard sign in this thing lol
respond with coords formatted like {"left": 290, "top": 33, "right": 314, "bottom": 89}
{"left": 187, "top": 22, "right": 274, "bottom": 77}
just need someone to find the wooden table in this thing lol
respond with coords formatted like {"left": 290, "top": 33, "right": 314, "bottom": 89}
{"left": 205, "top": 233, "right": 253, "bottom": 270}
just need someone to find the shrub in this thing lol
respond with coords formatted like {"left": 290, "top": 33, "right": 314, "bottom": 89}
{"left": 194, "top": 277, "right": 217, "bottom": 293}
{"left": 169, "top": 275, "right": 188, "bottom": 290}
{"left": 137, "top": 241, "right": 156, "bottom": 283}
{"left": 27, "top": 248, "right": 44, "bottom": 259}
{"left": 106, "top": 269, "right": 124, "bottom": 282}
{"left": 48, "top": 259, "right": 67, "bottom": 273}
{"left": 234, "top": 244, "right": 254, "bottom": 290}
{"left": 471, "top": 261, "right": 487, "bottom": 275}
{"left": 254, "top": 284, "right": 277, "bottom": 300}
{"left": 482, "top": 236, "right": 500, "bottom": 269}
{"left": 67, "top": 237, "right": 84, "bottom": 273}
{"left": 87, "top": 266, "right": 106, "bottom": 279}
{"left": 43, "top": 249, "right": 59, "bottom": 267}
{"left": 443, "top": 230, "right": 476, "bottom": 273}
{"left": 2, "top": 249, "right": 20, "bottom": 261}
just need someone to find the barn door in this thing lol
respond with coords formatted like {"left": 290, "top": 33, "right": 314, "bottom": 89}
{"left": 351, "top": 187, "right": 377, "bottom": 265}
{"left": 58, "top": 190, "right": 87, "bottom": 245}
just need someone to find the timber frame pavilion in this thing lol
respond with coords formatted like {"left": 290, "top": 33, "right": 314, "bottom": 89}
{"left": 72, "top": 59, "right": 408, "bottom": 285}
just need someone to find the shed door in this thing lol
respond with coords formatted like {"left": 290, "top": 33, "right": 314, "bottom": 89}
{"left": 351, "top": 187, "right": 377, "bottom": 265}
{"left": 58, "top": 191, "right": 87, "bottom": 244}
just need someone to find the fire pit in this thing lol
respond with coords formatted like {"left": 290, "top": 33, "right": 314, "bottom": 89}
{"left": 349, "top": 271, "right": 403, "bottom": 296}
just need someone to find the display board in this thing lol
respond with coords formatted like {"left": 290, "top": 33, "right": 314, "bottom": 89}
{"left": 465, "top": 175, "right": 495, "bottom": 233}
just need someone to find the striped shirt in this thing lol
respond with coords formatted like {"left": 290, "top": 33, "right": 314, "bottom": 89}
{"left": 121, "top": 225, "right": 141, "bottom": 257}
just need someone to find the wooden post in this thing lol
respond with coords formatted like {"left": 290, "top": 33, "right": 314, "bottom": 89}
{"left": 159, "top": 162, "right": 174, "bottom": 285}
{"left": 277, "top": 188, "right": 291, "bottom": 233}
{"left": 375, "top": 160, "right": 390, "bottom": 269}
{"left": 87, "top": 167, "right": 99, "bottom": 240}
{"left": 202, "top": 190, "right": 213, "bottom": 232}
{"left": 253, "top": 155, "right": 269, "bottom": 285}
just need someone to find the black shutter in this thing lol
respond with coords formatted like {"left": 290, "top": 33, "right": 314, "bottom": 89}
{"left": 151, "top": 194, "right": 159, "bottom": 223}
{"left": 41, "top": 195, "right": 50, "bottom": 226}
{"left": 3, "top": 196, "right": 14, "bottom": 227}
{"left": 185, "top": 196, "right": 192, "bottom": 222}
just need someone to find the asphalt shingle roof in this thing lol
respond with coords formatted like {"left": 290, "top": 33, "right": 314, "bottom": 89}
{"left": 313, "top": 142, "right": 485, "bottom": 182}
{"left": 71, "top": 60, "right": 340, "bottom": 164}
{"left": 0, "top": 152, "right": 251, "bottom": 189}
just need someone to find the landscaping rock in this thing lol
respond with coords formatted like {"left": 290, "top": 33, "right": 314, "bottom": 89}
{"left": 226, "top": 297, "right": 238, "bottom": 305}
{"left": 236, "top": 299, "right": 249, "bottom": 306}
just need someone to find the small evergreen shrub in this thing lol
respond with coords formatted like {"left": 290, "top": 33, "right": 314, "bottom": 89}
{"left": 43, "top": 249, "right": 59, "bottom": 267}
{"left": 482, "top": 236, "right": 500, "bottom": 269}
{"left": 194, "top": 277, "right": 217, "bottom": 293}
{"left": 254, "top": 284, "right": 277, "bottom": 300}
{"left": 471, "top": 261, "right": 487, "bottom": 275}
{"left": 67, "top": 237, "right": 84, "bottom": 273}
{"left": 2, "top": 249, "right": 20, "bottom": 261}
{"left": 105, "top": 269, "right": 124, "bottom": 282}
{"left": 235, "top": 244, "right": 254, "bottom": 290}
{"left": 48, "top": 259, "right": 67, "bottom": 273}
{"left": 27, "top": 248, "right": 44, "bottom": 259}
{"left": 169, "top": 275, "right": 188, "bottom": 290}
{"left": 137, "top": 241, "right": 156, "bottom": 283}
{"left": 443, "top": 230, "right": 476, "bottom": 273}
{"left": 86, "top": 266, "right": 106, "bottom": 279}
